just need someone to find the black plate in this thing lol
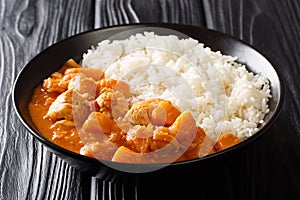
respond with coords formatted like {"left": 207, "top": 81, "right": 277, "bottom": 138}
{"left": 12, "top": 23, "right": 284, "bottom": 182}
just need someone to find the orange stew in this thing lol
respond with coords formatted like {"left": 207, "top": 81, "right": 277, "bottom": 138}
{"left": 29, "top": 59, "right": 241, "bottom": 163}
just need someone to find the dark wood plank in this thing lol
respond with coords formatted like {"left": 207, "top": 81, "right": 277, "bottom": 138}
{"left": 0, "top": 0, "right": 94, "bottom": 199}
{"left": 94, "top": 0, "right": 205, "bottom": 28}
{"left": 203, "top": 0, "right": 300, "bottom": 199}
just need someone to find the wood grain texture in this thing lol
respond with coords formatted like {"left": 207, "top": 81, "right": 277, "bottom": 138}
{"left": 90, "top": 178, "right": 140, "bottom": 200}
{"left": 0, "top": 0, "right": 94, "bottom": 199}
{"left": 94, "top": 0, "right": 205, "bottom": 28}
{"left": 203, "top": 0, "right": 300, "bottom": 199}
{"left": 1, "top": 0, "right": 300, "bottom": 199}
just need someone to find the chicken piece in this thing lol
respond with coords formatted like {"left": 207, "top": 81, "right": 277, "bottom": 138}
{"left": 50, "top": 120, "right": 83, "bottom": 153}
{"left": 124, "top": 124, "right": 181, "bottom": 159}
{"left": 125, "top": 124, "right": 155, "bottom": 153}
{"left": 112, "top": 146, "right": 150, "bottom": 164}
{"left": 125, "top": 99, "right": 156, "bottom": 125}
{"left": 64, "top": 67, "right": 104, "bottom": 81}
{"left": 151, "top": 127, "right": 184, "bottom": 163}
{"left": 124, "top": 105, "right": 196, "bottom": 160}
{"left": 198, "top": 133, "right": 216, "bottom": 156}
{"left": 58, "top": 68, "right": 103, "bottom": 94}
{"left": 80, "top": 112, "right": 122, "bottom": 144}
{"left": 168, "top": 111, "right": 198, "bottom": 149}
{"left": 113, "top": 140, "right": 182, "bottom": 164}
{"left": 46, "top": 90, "right": 73, "bottom": 121}
{"left": 110, "top": 90, "right": 130, "bottom": 119}
{"left": 151, "top": 124, "right": 213, "bottom": 161}
{"left": 150, "top": 100, "right": 181, "bottom": 126}
{"left": 42, "top": 59, "right": 81, "bottom": 93}
{"left": 80, "top": 142, "right": 118, "bottom": 160}
{"left": 95, "top": 88, "right": 114, "bottom": 118}
{"left": 42, "top": 59, "right": 103, "bottom": 94}
{"left": 183, "top": 127, "right": 215, "bottom": 159}
{"left": 152, "top": 126, "right": 180, "bottom": 150}
{"left": 82, "top": 112, "right": 121, "bottom": 134}
{"left": 98, "top": 78, "right": 116, "bottom": 88}
{"left": 214, "top": 133, "right": 241, "bottom": 151}
{"left": 46, "top": 89, "right": 91, "bottom": 124}
{"left": 125, "top": 98, "right": 180, "bottom": 126}
{"left": 113, "top": 106, "right": 209, "bottom": 163}
{"left": 95, "top": 79, "right": 130, "bottom": 119}
{"left": 67, "top": 73, "right": 98, "bottom": 98}
{"left": 58, "top": 59, "right": 81, "bottom": 73}
{"left": 42, "top": 72, "right": 67, "bottom": 93}
{"left": 112, "top": 144, "right": 178, "bottom": 164}
{"left": 98, "top": 79, "right": 130, "bottom": 97}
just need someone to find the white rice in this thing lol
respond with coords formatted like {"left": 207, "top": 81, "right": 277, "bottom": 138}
{"left": 82, "top": 32, "right": 271, "bottom": 140}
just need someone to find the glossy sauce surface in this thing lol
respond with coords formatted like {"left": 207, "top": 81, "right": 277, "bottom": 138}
{"left": 29, "top": 84, "right": 84, "bottom": 153}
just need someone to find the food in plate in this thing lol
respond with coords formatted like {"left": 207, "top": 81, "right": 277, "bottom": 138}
{"left": 28, "top": 32, "right": 271, "bottom": 163}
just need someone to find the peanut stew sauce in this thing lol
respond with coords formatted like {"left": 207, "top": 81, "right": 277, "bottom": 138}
{"left": 28, "top": 59, "right": 241, "bottom": 163}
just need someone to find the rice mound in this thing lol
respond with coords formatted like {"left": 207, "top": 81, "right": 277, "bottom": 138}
{"left": 82, "top": 32, "right": 271, "bottom": 140}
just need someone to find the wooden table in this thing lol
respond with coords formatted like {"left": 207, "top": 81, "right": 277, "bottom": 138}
{"left": 1, "top": 0, "right": 300, "bottom": 199}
